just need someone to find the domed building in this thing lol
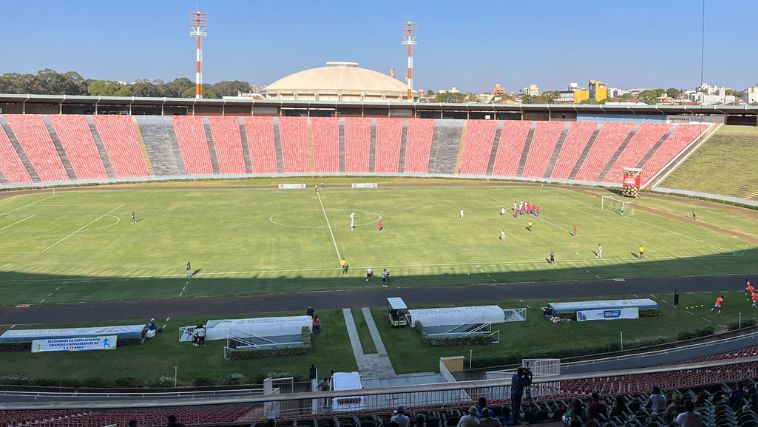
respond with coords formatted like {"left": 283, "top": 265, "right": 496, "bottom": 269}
{"left": 265, "top": 62, "right": 411, "bottom": 102}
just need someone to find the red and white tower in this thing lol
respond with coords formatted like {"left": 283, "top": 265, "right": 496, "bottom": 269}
{"left": 190, "top": 11, "right": 208, "bottom": 99}
{"left": 401, "top": 21, "right": 417, "bottom": 101}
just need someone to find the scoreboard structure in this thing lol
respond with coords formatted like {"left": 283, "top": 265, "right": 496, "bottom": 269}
{"left": 622, "top": 167, "right": 642, "bottom": 198}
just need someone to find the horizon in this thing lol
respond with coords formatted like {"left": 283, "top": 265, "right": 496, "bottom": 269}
{"left": 3, "top": 0, "right": 758, "bottom": 92}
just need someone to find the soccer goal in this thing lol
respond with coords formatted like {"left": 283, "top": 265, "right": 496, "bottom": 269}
{"left": 601, "top": 195, "right": 634, "bottom": 216}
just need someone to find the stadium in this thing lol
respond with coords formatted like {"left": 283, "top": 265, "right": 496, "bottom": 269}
{"left": 0, "top": 3, "right": 757, "bottom": 427}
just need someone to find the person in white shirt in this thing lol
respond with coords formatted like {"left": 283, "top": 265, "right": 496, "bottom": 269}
{"left": 500, "top": 230, "right": 505, "bottom": 241}
{"left": 675, "top": 400, "right": 704, "bottom": 427}
{"left": 460, "top": 210, "right": 464, "bottom": 219}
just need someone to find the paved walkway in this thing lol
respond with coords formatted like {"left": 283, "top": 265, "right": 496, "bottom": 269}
{"left": 341, "top": 308, "right": 395, "bottom": 380}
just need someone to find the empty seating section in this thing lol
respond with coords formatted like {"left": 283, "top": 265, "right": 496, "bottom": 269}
{"left": 344, "top": 118, "right": 371, "bottom": 173}
{"left": 641, "top": 124, "right": 705, "bottom": 185}
{"left": 573, "top": 122, "right": 634, "bottom": 181}
{"left": 208, "top": 116, "right": 246, "bottom": 174}
{"left": 374, "top": 118, "right": 403, "bottom": 173}
{"left": 244, "top": 117, "right": 278, "bottom": 173}
{"left": 403, "top": 119, "right": 435, "bottom": 173}
{"left": 458, "top": 120, "right": 497, "bottom": 175}
{"left": 522, "top": 121, "right": 564, "bottom": 177}
{"left": 4, "top": 115, "right": 68, "bottom": 182}
{"left": 171, "top": 116, "right": 213, "bottom": 175}
{"left": 92, "top": 116, "right": 150, "bottom": 178}
{"left": 492, "top": 121, "right": 531, "bottom": 176}
{"left": 0, "top": 125, "right": 32, "bottom": 184}
{"left": 602, "top": 123, "right": 669, "bottom": 183}
{"left": 311, "top": 117, "right": 340, "bottom": 173}
{"left": 278, "top": 117, "right": 309, "bottom": 173}
{"left": 550, "top": 121, "right": 596, "bottom": 179}
{"left": 49, "top": 115, "right": 108, "bottom": 180}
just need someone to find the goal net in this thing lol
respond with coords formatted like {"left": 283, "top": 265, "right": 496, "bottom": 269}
{"left": 601, "top": 195, "right": 634, "bottom": 215}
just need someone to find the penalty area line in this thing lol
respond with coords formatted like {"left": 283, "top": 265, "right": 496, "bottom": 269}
{"left": 0, "top": 214, "right": 35, "bottom": 232}
{"left": 316, "top": 191, "right": 342, "bottom": 265}
{"left": 40, "top": 204, "right": 124, "bottom": 253}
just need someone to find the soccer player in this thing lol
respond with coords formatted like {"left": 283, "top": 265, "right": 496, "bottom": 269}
{"left": 377, "top": 219, "right": 384, "bottom": 232}
{"left": 751, "top": 291, "right": 757, "bottom": 309}
{"left": 692, "top": 210, "right": 696, "bottom": 221}
{"left": 548, "top": 250, "right": 556, "bottom": 266}
{"left": 366, "top": 266, "right": 374, "bottom": 282}
{"left": 712, "top": 295, "right": 724, "bottom": 314}
{"left": 527, "top": 220, "right": 533, "bottom": 232}
{"left": 341, "top": 257, "right": 349, "bottom": 274}
{"left": 745, "top": 279, "right": 754, "bottom": 296}
{"left": 535, "top": 205, "right": 541, "bottom": 217}
{"left": 572, "top": 225, "right": 577, "bottom": 238}
{"left": 460, "top": 210, "right": 464, "bottom": 220}
{"left": 350, "top": 212, "right": 356, "bottom": 230}
{"left": 597, "top": 243, "right": 603, "bottom": 258}
{"left": 131, "top": 211, "right": 136, "bottom": 223}
{"left": 513, "top": 202, "right": 517, "bottom": 212}
{"left": 186, "top": 261, "right": 192, "bottom": 280}
{"left": 500, "top": 229, "right": 505, "bottom": 241}
{"left": 639, "top": 244, "right": 645, "bottom": 260}
{"left": 673, "top": 289, "right": 680, "bottom": 308}
{"left": 500, "top": 207, "right": 505, "bottom": 217}
{"left": 381, "top": 268, "right": 390, "bottom": 287}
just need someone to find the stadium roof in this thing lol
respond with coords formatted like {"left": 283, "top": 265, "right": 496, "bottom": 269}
{"left": 265, "top": 62, "right": 409, "bottom": 101}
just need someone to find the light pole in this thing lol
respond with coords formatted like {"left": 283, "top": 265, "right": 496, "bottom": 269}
{"left": 469, "top": 349, "right": 473, "bottom": 370}
{"left": 174, "top": 366, "right": 178, "bottom": 387}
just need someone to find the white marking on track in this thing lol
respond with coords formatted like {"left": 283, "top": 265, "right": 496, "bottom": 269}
{"left": 40, "top": 204, "right": 124, "bottom": 253}
{"left": 316, "top": 191, "right": 342, "bottom": 264}
{"left": 0, "top": 215, "right": 35, "bottom": 232}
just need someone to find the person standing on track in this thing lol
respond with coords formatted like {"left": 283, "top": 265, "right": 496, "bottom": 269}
{"left": 341, "top": 257, "right": 349, "bottom": 274}
{"left": 673, "top": 289, "right": 680, "bottom": 308}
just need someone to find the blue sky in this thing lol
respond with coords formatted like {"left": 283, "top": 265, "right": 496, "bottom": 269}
{"left": 3, "top": 0, "right": 756, "bottom": 92}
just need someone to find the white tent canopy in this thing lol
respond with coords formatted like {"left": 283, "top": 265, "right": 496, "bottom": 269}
{"left": 408, "top": 306, "right": 505, "bottom": 327}
{"left": 182, "top": 316, "right": 312, "bottom": 342}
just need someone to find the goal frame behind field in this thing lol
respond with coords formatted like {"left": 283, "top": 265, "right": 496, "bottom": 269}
{"left": 601, "top": 195, "right": 634, "bottom": 215}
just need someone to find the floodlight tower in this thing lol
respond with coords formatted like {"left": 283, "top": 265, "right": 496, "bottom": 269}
{"left": 190, "top": 11, "right": 208, "bottom": 99}
{"left": 401, "top": 21, "right": 417, "bottom": 101}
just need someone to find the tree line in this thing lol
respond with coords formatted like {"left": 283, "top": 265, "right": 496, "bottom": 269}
{"left": 0, "top": 69, "right": 252, "bottom": 98}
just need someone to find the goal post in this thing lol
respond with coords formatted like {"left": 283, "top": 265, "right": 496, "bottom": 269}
{"left": 601, "top": 195, "right": 634, "bottom": 216}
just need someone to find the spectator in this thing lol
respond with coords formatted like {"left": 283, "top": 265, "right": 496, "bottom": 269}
{"left": 586, "top": 392, "right": 608, "bottom": 420}
{"left": 415, "top": 414, "right": 427, "bottom": 427}
{"left": 391, "top": 405, "right": 410, "bottom": 427}
{"left": 309, "top": 364, "right": 317, "bottom": 381}
{"left": 473, "top": 396, "right": 487, "bottom": 418}
{"left": 167, "top": 415, "right": 185, "bottom": 427}
{"left": 307, "top": 306, "right": 314, "bottom": 318}
{"left": 510, "top": 367, "right": 528, "bottom": 425}
{"left": 562, "top": 399, "right": 587, "bottom": 426}
{"left": 194, "top": 324, "right": 206, "bottom": 346}
{"left": 128, "top": 421, "right": 138, "bottom": 427}
{"left": 457, "top": 407, "right": 480, "bottom": 427}
{"left": 498, "top": 406, "right": 513, "bottom": 426}
{"left": 609, "top": 395, "right": 628, "bottom": 418}
{"left": 478, "top": 409, "right": 500, "bottom": 427}
{"left": 646, "top": 386, "right": 667, "bottom": 414}
{"left": 267, "top": 417, "right": 276, "bottom": 427}
{"left": 728, "top": 384, "right": 747, "bottom": 409}
{"left": 147, "top": 318, "right": 157, "bottom": 338}
{"left": 663, "top": 393, "right": 684, "bottom": 425}
{"left": 674, "top": 400, "right": 704, "bottom": 427}
{"left": 313, "top": 316, "right": 321, "bottom": 334}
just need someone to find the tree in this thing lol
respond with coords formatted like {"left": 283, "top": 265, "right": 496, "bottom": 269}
{"left": 638, "top": 89, "right": 665, "bottom": 104}
{"left": 435, "top": 92, "right": 465, "bottom": 103}
{"left": 210, "top": 80, "right": 252, "bottom": 97}
{"left": 665, "top": 88, "right": 682, "bottom": 98}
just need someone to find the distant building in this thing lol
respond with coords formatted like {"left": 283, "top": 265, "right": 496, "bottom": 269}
{"left": 589, "top": 80, "right": 608, "bottom": 102}
{"left": 608, "top": 87, "right": 629, "bottom": 98}
{"left": 521, "top": 84, "right": 539, "bottom": 96}
{"left": 389, "top": 68, "right": 397, "bottom": 79}
{"left": 747, "top": 85, "right": 758, "bottom": 103}
{"left": 493, "top": 84, "right": 505, "bottom": 96}
{"left": 439, "top": 87, "right": 459, "bottom": 94}
{"left": 688, "top": 83, "right": 735, "bottom": 105}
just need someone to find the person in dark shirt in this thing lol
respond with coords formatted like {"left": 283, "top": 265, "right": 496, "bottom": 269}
{"left": 586, "top": 392, "right": 608, "bottom": 420}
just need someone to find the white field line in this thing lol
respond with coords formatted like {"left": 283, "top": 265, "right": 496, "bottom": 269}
{"left": 630, "top": 215, "right": 730, "bottom": 252}
{"left": 0, "top": 215, "right": 35, "bottom": 231}
{"left": 555, "top": 202, "right": 610, "bottom": 223}
{"left": 0, "top": 195, "right": 53, "bottom": 216}
{"left": 40, "top": 204, "right": 124, "bottom": 253}
{"left": 316, "top": 192, "right": 342, "bottom": 264}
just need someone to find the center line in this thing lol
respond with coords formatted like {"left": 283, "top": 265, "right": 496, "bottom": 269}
{"left": 41, "top": 204, "right": 124, "bottom": 253}
{"left": 316, "top": 192, "right": 342, "bottom": 264}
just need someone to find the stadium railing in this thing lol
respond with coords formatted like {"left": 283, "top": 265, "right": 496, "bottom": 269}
{"left": 650, "top": 187, "right": 758, "bottom": 209}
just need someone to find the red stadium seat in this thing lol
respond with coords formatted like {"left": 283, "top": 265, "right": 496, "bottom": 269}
{"left": 602, "top": 123, "right": 670, "bottom": 183}
{"left": 244, "top": 117, "right": 279, "bottom": 173}
{"left": 521, "top": 121, "right": 564, "bottom": 178}
{"left": 208, "top": 116, "right": 246, "bottom": 174}
{"left": 279, "top": 117, "right": 309, "bottom": 173}
{"left": 403, "top": 119, "right": 435, "bottom": 173}
{"left": 0, "top": 121, "right": 34, "bottom": 184}
{"left": 374, "top": 118, "right": 403, "bottom": 173}
{"left": 312, "top": 117, "right": 340, "bottom": 173}
{"left": 640, "top": 124, "right": 707, "bottom": 185}
{"left": 49, "top": 115, "right": 109, "bottom": 180}
{"left": 573, "top": 122, "right": 634, "bottom": 182}
{"left": 92, "top": 115, "right": 150, "bottom": 178}
{"left": 491, "top": 121, "right": 531, "bottom": 177}
{"left": 172, "top": 116, "right": 214, "bottom": 175}
{"left": 550, "top": 121, "right": 596, "bottom": 179}
{"left": 4, "top": 115, "right": 68, "bottom": 182}
{"left": 345, "top": 118, "right": 371, "bottom": 173}
{"left": 458, "top": 120, "right": 497, "bottom": 176}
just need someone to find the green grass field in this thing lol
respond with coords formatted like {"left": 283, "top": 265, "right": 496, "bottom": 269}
{"left": 0, "top": 183, "right": 755, "bottom": 305}
{"left": 662, "top": 125, "right": 758, "bottom": 200}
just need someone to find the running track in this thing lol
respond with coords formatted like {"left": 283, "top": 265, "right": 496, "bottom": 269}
{"left": 0, "top": 274, "right": 752, "bottom": 324}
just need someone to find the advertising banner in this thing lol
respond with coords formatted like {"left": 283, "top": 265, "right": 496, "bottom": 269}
{"left": 576, "top": 307, "right": 639, "bottom": 322}
{"left": 351, "top": 183, "right": 378, "bottom": 188}
{"left": 31, "top": 335, "right": 118, "bottom": 353}
{"left": 278, "top": 184, "right": 307, "bottom": 190}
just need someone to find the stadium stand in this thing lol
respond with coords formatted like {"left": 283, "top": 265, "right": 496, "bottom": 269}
{"left": 344, "top": 117, "right": 372, "bottom": 173}
{"left": 172, "top": 116, "right": 214, "bottom": 175}
{"left": 403, "top": 118, "right": 435, "bottom": 174}
{"left": 549, "top": 121, "right": 597, "bottom": 180}
{"left": 278, "top": 117, "right": 310, "bottom": 173}
{"left": 640, "top": 124, "right": 706, "bottom": 185}
{"left": 374, "top": 118, "right": 403, "bottom": 173}
{"left": 244, "top": 117, "right": 279, "bottom": 174}
{"left": 48, "top": 115, "right": 109, "bottom": 180}
{"left": 4, "top": 114, "right": 68, "bottom": 182}
{"left": 0, "top": 122, "right": 33, "bottom": 184}
{"left": 92, "top": 115, "right": 150, "bottom": 178}
{"left": 208, "top": 116, "right": 246, "bottom": 174}
{"left": 458, "top": 119, "right": 497, "bottom": 175}
{"left": 573, "top": 122, "right": 634, "bottom": 182}
{"left": 311, "top": 117, "right": 340, "bottom": 173}
{"left": 521, "top": 121, "right": 565, "bottom": 178}
{"left": 491, "top": 121, "right": 532, "bottom": 177}
{"left": 136, "top": 116, "right": 186, "bottom": 176}
{"left": 601, "top": 123, "right": 670, "bottom": 183}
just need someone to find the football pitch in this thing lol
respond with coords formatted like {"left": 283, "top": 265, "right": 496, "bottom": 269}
{"left": 0, "top": 181, "right": 755, "bottom": 306}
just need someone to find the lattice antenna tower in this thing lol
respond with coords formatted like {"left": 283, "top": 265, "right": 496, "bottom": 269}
{"left": 190, "top": 11, "right": 208, "bottom": 99}
{"left": 401, "top": 21, "right": 417, "bottom": 101}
